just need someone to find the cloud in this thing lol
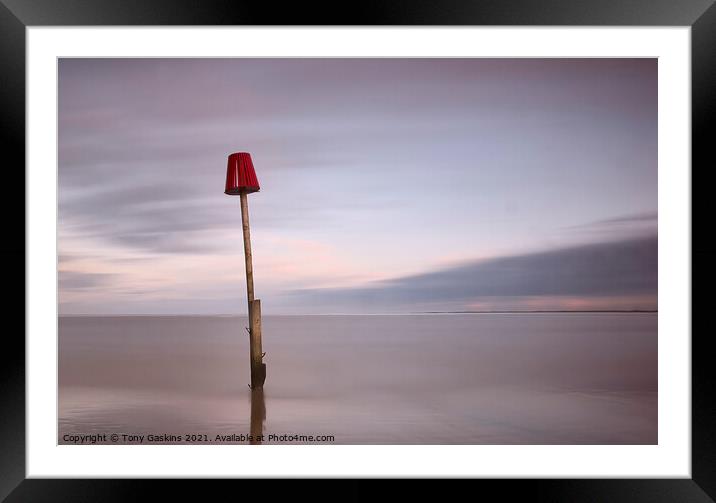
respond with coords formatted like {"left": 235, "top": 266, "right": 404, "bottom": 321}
{"left": 59, "top": 271, "right": 116, "bottom": 290}
{"left": 571, "top": 211, "right": 657, "bottom": 228}
{"left": 564, "top": 211, "right": 657, "bottom": 242}
{"left": 289, "top": 235, "right": 657, "bottom": 310}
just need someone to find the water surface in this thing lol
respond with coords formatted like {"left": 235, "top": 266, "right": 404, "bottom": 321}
{"left": 59, "top": 314, "right": 657, "bottom": 444}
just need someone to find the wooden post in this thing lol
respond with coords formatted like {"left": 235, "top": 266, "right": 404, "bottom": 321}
{"left": 239, "top": 192, "right": 254, "bottom": 306}
{"left": 250, "top": 299, "right": 266, "bottom": 387}
{"left": 249, "top": 382, "right": 266, "bottom": 445}
{"left": 240, "top": 191, "right": 265, "bottom": 388}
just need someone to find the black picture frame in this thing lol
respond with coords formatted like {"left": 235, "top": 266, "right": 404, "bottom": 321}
{"left": 3, "top": 1, "right": 713, "bottom": 500}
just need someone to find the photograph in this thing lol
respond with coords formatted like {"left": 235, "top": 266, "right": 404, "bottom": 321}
{"left": 57, "top": 57, "right": 658, "bottom": 446}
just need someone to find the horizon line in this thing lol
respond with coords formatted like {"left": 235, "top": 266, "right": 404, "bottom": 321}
{"left": 58, "top": 309, "right": 658, "bottom": 317}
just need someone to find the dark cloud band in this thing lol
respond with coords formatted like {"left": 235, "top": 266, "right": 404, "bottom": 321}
{"left": 291, "top": 235, "right": 657, "bottom": 309}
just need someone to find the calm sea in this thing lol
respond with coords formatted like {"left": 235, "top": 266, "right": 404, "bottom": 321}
{"left": 59, "top": 313, "right": 657, "bottom": 444}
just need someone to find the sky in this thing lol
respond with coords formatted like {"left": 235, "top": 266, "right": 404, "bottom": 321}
{"left": 58, "top": 58, "right": 657, "bottom": 315}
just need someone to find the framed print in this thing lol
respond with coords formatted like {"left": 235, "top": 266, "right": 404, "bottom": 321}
{"left": 4, "top": 0, "right": 714, "bottom": 500}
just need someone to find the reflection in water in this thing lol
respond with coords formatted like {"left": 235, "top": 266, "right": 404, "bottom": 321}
{"left": 250, "top": 387, "right": 266, "bottom": 444}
